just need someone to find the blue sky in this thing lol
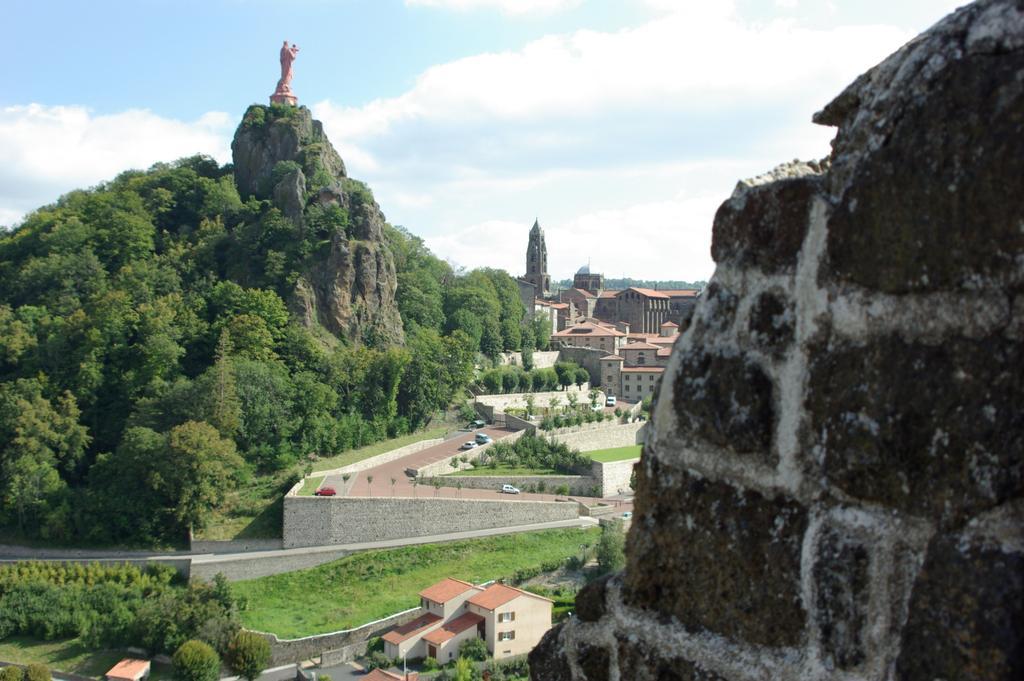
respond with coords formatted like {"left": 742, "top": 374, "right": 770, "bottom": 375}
{"left": 2, "top": 0, "right": 963, "bottom": 280}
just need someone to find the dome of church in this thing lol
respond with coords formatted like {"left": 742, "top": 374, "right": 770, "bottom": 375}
{"left": 576, "top": 264, "right": 590, "bottom": 275}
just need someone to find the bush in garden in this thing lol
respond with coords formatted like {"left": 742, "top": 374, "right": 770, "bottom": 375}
{"left": 172, "top": 640, "right": 220, "bottom": 681}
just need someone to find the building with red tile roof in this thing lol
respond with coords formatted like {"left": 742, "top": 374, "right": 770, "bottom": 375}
{"left": 105, "top": 659, "right": 150, "bottom": 681}
{"left": 382, "top": 578, "right": 552, "bottom": 664}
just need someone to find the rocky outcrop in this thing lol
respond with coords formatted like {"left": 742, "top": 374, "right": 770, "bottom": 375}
{"left": 232, "top": 105, "right": 346, "bottom": 200}
{"left": 231, "top": 105, "right": 403, "bottom": 346}
{"left": 530, "top": 2, "right": 1023, "bottom": 680}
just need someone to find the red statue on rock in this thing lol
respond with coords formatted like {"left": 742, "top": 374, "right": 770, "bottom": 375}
{"left": 271, "top": 41, "right": 300, "bottom": 105}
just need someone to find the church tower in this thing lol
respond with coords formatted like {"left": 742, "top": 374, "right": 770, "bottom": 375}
{"left": 525, "top": 219, "right": 550, "bottom": 296}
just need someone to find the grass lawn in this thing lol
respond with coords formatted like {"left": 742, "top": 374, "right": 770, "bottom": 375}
{"left": 586, "top": 445, "right": 642, "bottom": 463}
{"left": 0, "top": 637, "right": 173, "bottom": 680}
{"left": 232, "top": 527, "right": 599, "bottom": 638}
{"left": 297, "top": 475, "right": 325, "bottom": 496}
{"left": 195, "top": 471, "right": 291, "bottom": 540}
{"left": 444, "top": 465, "right": 560, "bottom": 477}
{"left": 312, "top": 425, "right": 450, "bottom": 473}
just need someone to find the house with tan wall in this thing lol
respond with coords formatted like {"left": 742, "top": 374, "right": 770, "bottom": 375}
{"left": 382, "top": 578, "right": 552, "bottom": 663}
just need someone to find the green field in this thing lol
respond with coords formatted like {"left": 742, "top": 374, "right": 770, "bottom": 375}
{"left": 0, "top": 637, "right": 173, "bottom": 680}
{"left": 231, "top": 527, "right": 599, "bottom": 638}
{"left": 312, "top": 426, "right": 450, "bottom": 472}
{"left": 297, "top": 475, "right": 326, "bottom": 496}
{"left": 586, "top": 445, "right": 642, "bottom": 463}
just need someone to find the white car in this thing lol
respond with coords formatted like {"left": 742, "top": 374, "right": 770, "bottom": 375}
{"left": 461, "top": 441, "right": 479, "bottom": 450}
{"left": 501, "top": 484, "right": 521, "bottom": 494}
{"left": 605, "top": 396, "right": 617, "bottom": 407}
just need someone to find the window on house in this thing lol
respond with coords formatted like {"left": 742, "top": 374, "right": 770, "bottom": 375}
{"left": 498, "top": 612, "right": 516, "bottom": 623}
{"left": 638, "top": 356, "right": 646, "bottom": 365}
{"left": 498, "top": 631, "right": 516, "bottom": 641}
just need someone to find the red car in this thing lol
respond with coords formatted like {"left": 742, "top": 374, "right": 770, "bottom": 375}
{"left": 314, "top": 486, "right": 336, "bottom": 496}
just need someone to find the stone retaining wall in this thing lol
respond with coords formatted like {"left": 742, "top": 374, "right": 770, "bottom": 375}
{"left": 283, "top": 496, "right": 579, "bottom": 548}
{"left": 547, "top": 421, "right": 645, "bottom": 453}
{"left": 190, "top": 538, "right": 283, "bottom": 554}
{"left": 591, "top": 458, "right": 640, "bottom": 498}
{"left": 254, "top": 607, "right": 420, "bottom": 665}
{"left": 529, "top": 5, "right": 1024, "bottom": 680}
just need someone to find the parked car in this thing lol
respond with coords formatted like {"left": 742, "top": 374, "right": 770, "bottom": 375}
{"left": 314, "top": 486, "right": 336, "bottom": 497}
{"left": 501, "top": 484, "right": 521, "bottom": 494}
{"left": 461, "top": 440, "right": 479, "bottom": 450}
{"left": 605, "top": 396, "right": 617, "bottom": 407}
{"left": 622, "top": 511, "right": 633, "bottom": 519}
{"left": 475, "top": 433, "right": 492, "bottom": 445}
{"left": 470, "top": 419, "right": 487, "bottom": 429}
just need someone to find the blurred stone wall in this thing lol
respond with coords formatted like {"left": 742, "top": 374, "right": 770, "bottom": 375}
{"left": 529, "top": 2, "right": 1023, "bottom": 679}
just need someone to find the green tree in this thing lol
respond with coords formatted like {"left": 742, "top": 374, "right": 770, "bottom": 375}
{"left": 0, "top": 379, "right": 88, "bottom": 535}
{"left": 596, "top": 519, "right": 626, "bottom": 574}
{"left": 172, "top": 640, "right": 220, "bottom": 681}
{"left": 162, "top": 421, "right": 244, "bottom": 532}
{"left": 226, "top": 630, "right": 271, "bottom": 681}
{"left": 454, "top": 656, "right": 474, "bottom": 681}
{"left": 574, "top": 367, "right": 589, "bottom": 389}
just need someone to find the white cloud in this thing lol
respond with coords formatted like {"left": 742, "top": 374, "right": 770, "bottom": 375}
{"left": 0, "top": 104, "right": 232, "bottom": 227}
{"left": 312, "top": 4, "right": 914, "bottom": 280}
{"left": 405, "top": 0, "right": 583, "bottom": 15}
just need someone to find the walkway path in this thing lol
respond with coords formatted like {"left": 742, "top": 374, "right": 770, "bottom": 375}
{"left": 321, "top": 427, "right": 605, "bottom": 503}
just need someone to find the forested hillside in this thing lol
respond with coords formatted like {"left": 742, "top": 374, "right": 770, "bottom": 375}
{"left": 0, "top": 104, "right": 540, "bottom": 546}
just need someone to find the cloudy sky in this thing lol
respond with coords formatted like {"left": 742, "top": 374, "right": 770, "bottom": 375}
{"left": 3, "top": 0, "right": 962, "bottom": 281}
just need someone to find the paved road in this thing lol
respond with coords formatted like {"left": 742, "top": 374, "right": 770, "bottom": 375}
{"left": 190, "top": 516, "right": 600, "bottom": 569}
{"left": 321, "top": 427, "right": 607, "bottom": 504}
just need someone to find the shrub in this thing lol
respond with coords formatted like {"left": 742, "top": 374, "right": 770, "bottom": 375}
{"left": 0, "top": 667, "right": 25, "bottom": 681}
{"left": 555, "top": 484, "right": 570, "bottom": 496}
{"left": 365, "top": 651, "right": 392, "bottom": 672}
{"left": 596, "top": 519, "right": 626, "bottom": 574}
{"left": 226, "top": 630, "right": 271, "bottom": 681}
{"left": 459, "top": 636, "right": 488, "bottom": 661}
{"left": 172, "top": 640, "right": 220, "bottom": 681}
{"left": 319, "top": 675, "right": 333, "bottom": 681}
{"left": 24, "top": 667, "right": 48, "bottom": 681}
{"left": 423, "top": 657, "right": 440, "bottom": 672}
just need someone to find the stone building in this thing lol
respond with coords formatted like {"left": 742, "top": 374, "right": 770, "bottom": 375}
{"left": 573, "top": 264, "right": 604, "bottom": 294}
{"left": 591, "top": 287, "right": 699, "bottom": 335}
{"left": 523, "top": 219, "right": 550, "bottom": 296}
{"left": 529, "top": 2, "right": 1024, "bottom": 680}
{"left": 551, "top": 321, "right": 626, "bottom": 355}
{"left": 599, "top": 329, "right": 679, "bottom": 402}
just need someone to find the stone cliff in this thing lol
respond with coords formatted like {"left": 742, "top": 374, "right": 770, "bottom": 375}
{"left": 530, "top": 1, "right": 1023, "bottom": 679}
{"left": 231, "top": 104, "right": 404, "bottom": 346}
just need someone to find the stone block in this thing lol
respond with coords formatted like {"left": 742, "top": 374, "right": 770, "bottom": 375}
{"left": 575, "top": 574, "right": 612, "bottom": 623}
{"left": 624, "top": 460, "right": 808, "bottom": 647}
{"left": 616, "top": 635, "right": 726, "bottom": 681}
{"left": 813, "top": 526, "right": 869, "bottom": 670}
{"left": 529, "top": 626, "right": 574, "bottom": 681}
{"left": 711, "top": 174, "right": 823, "bottom": 272}
{"left": 807, "top": 335, "right": 1024, "bottom": 524}
{"left": 895, "top": 528, "right": 1024, "bottom": 680}
{"left": 825, "top": 51, "right": 1024, "bottom": 293}
{"left": 748, "top": 290, "right": 794, "bottom": 358}
{"left": 671, "top": 348, "right": 775, "bottom": 462}
{"left": 576, "top": 643, "right": 610, "bottom": 681}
